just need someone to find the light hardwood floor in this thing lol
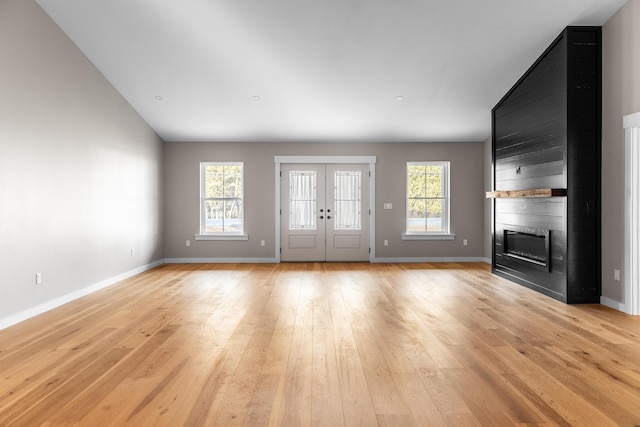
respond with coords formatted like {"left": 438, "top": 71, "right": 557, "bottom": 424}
{"left": 1, "top": 262, "right": 640, "bottom": 426}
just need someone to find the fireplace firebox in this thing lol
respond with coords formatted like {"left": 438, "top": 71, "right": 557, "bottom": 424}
{"left": 503, "top": 229, "right": 550, "bottom": 272}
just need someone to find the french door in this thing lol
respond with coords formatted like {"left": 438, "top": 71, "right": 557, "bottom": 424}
{"left": 280, "top": 163, "right": 370, "bottom": 262}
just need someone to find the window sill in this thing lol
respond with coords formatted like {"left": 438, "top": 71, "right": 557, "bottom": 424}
{"left": 402, "top": 233, "right": 456, "bottom": 241}
{"left": 195, "top": 234, "right": 249, "bottom": 241}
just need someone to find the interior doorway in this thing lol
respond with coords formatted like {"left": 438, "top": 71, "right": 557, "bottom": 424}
{"left": 274, "top": 156, "right": 376, "bottom": 262}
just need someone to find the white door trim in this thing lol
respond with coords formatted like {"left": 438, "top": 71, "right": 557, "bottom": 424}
{"left": 274, "top": 155, "right": 377, "bottom": 262}
{"left": 623, "top": 112, "right": 640, "bottom": 315}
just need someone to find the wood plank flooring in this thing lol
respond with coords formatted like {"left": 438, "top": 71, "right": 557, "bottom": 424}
{"left": 1, "top": 262, "right": 640, "bottom": 426}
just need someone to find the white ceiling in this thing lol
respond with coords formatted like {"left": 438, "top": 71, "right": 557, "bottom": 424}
{"left": 36, "top": 0, "right": 627, "bottom": 143}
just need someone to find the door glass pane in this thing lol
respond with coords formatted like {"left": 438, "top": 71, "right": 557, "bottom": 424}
{"left": 334, "top": 171, "right": 361, "bottom": 230}
{"left": 289, "top": 171, "right": 317, "bottom": 230}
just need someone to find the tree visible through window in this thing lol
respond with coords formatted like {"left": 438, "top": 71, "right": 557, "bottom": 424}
{"left": 406, "top": 161, "right": 449, "bottom": 234}
{"left": 200, "top": 162, "right": 243, "bottom": 234}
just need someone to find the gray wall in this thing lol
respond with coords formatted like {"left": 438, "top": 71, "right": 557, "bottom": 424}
{"left": 601, "top": 0, "right": 640, "bottom": 304}
{"left": 164, "top": 141, "right": 485, "bottom": 261}
{"left": 0, "top": 0, "right": 164, "bottom": 321}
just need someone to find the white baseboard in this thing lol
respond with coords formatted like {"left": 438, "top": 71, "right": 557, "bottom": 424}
{"left": 600, "top": 296, "right": 632, "bottom": 314}
{"left": 0, "top": 259, "right": 165, "bottom": 331}
{"left": 164, "top": 257, "right": 279, "bottom": 264}
{"left": 372, "top": 257, "right": 489, "bottom": 263}
{"left": 167, "top": 257, "right": 487, "bottom": 264}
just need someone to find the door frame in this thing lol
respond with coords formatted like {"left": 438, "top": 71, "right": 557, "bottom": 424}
{"left": 623, "top": 112, "right": 640, "bottom": 315}
{"left": 274, "top": 155, "right": 377, "bottom": 263}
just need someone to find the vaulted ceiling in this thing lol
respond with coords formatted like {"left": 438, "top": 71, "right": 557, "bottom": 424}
{"left": 36, "top": 0, "right": 627, "bottom": 143}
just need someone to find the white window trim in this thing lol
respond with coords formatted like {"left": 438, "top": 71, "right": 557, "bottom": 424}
{"left": 199, "top": 161, "right": 246, "bottom": 240}
{"left": 402, "top": 233, "right": 455, "bottom": 241}
{"left": 405, "top": 161, "right": 452, "bottom": 239}
{"left": 195, "top": 234, "right": 248, "bottom": 241}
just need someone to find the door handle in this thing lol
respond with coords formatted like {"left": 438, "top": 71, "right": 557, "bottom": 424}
{"left": 327, "top": 215, "right": 332, "bottom": 220}
{"left": 318, "top": 216, "right": 324, "bottom": 219}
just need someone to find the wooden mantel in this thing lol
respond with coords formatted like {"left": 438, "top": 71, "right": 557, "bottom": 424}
{"left": 485, "top": 188, "right": 567, "bottom": 199}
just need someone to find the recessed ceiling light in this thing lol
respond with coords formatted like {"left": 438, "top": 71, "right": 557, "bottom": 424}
{"left": 395, "top": 96, "right": 404, "bottom": 101}
{"left": 252, "top": 96, "right": 261, "bottom": 101}
{"left": 154, "top": 95, "right": 164, "bottom": 101}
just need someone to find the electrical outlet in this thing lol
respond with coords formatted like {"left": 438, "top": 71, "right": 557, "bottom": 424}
{"left": 614, "top": 269, "right": 621, "bottom": 281}
{"left": 384, "top": 240, "right": 389, "bottom": 246}
{"left": 36, "top": 273, "right": 42, "bottom": 285}
{"left": 261, "top": 240, "right": 265, "bottom": 247}
{"left": 463, "top": 239, "right": 468, "bottom": 246}
{"left": 383, "top": 203, "right": 393, "bottom": 210}
{"left": 186, "top": 239, "right": 191, "bottom": 247}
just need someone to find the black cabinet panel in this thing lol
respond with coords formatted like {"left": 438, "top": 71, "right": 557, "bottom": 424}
{"left": 491, "top": 27, "right": 601, "bottom": 304}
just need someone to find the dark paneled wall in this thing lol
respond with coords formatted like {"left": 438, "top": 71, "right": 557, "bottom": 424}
{"left": 492, "top": 27, "right": 601, "bottom": 303}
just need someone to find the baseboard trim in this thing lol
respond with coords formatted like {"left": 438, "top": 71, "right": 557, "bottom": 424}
{"left": 600, "top": 296, "right": 632, "bottom": 314}
{"left": 372, "top": 257, "right": 489, "bottom": 263}
{"left": 164, "top": 257, "right": 279, "bottom": 264}
{"left": 166, "top": 257, "right": 487, "bottom": 264}
{"left": 0, "top": 259, "right": 165, "bottom": 331}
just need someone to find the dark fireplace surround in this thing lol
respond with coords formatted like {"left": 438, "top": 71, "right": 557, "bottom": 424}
{"left": 490, "top": 27, "right": 601, "bottom": 304}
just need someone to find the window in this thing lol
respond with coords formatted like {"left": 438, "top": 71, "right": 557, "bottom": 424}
{"left": 404, "top": 161, "right": 453, "bottom": 240}
{"left": 198, "top": 162, "right": 246, "bottom": 240}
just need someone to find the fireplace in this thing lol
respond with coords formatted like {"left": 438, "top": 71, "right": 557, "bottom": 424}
{"left": 491, "top": 26, "right": 600, "bottom": 303}
{"left": 503, "top": 229, "right": 550, "bottom": 272}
